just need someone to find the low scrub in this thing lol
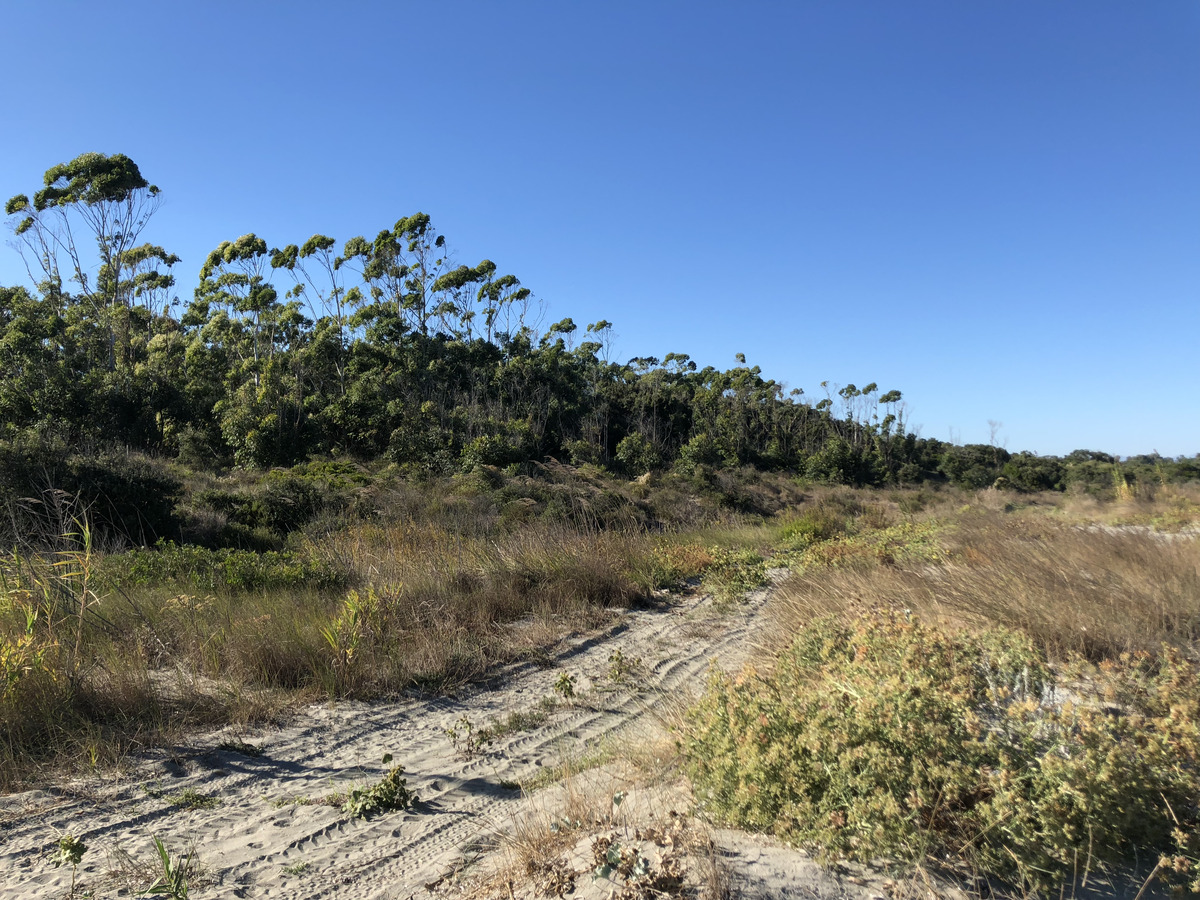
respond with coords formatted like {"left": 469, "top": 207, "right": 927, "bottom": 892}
{"left": 0, "top": 520, "right": 658, "bottom": 788}
{"left": 775, "top": 509, "right": 1200, "bottom": 660}
{"left": 702, "top": 547, "right": 768, "bottom": 602}
{"left": 683, "top": 609, "right": 1200, "bottom": 894}
{"left": 98, "top": 541, "right": 345, "bottom": 593}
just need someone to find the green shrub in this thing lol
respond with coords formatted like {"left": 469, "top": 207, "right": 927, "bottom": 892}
{"left": 99, "top": 541, "right": 345, "bottom": 593}
{"left": 683, "top": 610, "right": 1200, "bottom": 893}
{"left": 702, "top": 547, "right": 767, "bottom": 602}
{"left": 460, "top": 423, "right": 534, "bottom": 471}
{"left": 675, "top": 433, "right": 724, "bottom": 476}
{"left": 343, "top": 757, "right": 417, "bottom": 818}
{"left": 615, "top": 433, "right": 662, "bottom": 476}
{"left": 778, "top": 505, "right": 848, "bottom": 549}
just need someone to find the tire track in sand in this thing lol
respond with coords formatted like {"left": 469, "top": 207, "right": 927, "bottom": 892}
{"left": 0, "top": 579, "right": 774, "bottom": 900}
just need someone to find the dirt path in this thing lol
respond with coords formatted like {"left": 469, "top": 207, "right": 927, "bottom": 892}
{"left": 0, "top": 581, "right": 775, "bottom": 899}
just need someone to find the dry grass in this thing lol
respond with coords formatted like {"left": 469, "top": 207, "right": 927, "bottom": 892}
{"left": 773, "top": 504, "right": 1200, "bottom": 663}
{"left": 1057, "top": 481, "right": 1200, "bottom": 531}
{"left": 4, "top": 452, "right": 811, "bottom": 791}
{"left": 0, "top": 520, "right": 662, "bottom": 789}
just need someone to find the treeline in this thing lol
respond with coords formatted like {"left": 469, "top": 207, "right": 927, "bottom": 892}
{"left": 1, "top": 153, "right": 1196, "bottom": 532}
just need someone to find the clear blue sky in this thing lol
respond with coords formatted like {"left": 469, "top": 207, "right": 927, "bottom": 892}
{"left": 3, "top": 1, "right": 1197, "bottom": 457}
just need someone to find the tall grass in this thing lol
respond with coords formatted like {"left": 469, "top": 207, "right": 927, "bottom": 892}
{"left": 774, "top": 506, "right": 1200, "bottom": 661}
{"left": 0, "top": 517, "right": 663, "bottom": 788}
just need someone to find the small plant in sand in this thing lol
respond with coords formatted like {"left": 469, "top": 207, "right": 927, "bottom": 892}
{"left": 607, "top": 649, "right": 642, "bottom": 684}
{"left": 592, "top": 834, "right": 652, "bottom": 882}
{"left": 140, "top": 835, "right": 194, "bottom": 899}
{"left": 343, "top": 754, "right": 418, "bottom": 819}
{"left": 445, "top": 715, "right": 491, "bottom": 760}
{"left": 52, "top": 833, "right": 87, "bottom": 897}
{"left": 553, "top": 671, "right": 576, "bottom": 703}
{"left": 166, "top": 788, "right": 220, "bottom": 811}
{"left": 587, "top": 802, "right": 688, "bottom": 898}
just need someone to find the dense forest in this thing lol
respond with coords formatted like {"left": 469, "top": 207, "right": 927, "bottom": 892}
{"left": 3, "top": 153, "right": 1197, "bottom": 548}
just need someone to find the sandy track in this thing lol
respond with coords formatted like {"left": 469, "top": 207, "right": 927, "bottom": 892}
{"left": 0, "top": 581, "right": 773, "bottom": 899}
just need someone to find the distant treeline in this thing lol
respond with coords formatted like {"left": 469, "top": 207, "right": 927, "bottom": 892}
{"left": 2, "top": 153, "right": 1196, "bottom": 543}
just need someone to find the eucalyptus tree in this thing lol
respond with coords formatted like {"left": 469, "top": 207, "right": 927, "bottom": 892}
{"left": 338, "top": 213, "right": 454, "bottom": 337}
{"left": 430, "top": 259, "right": 532, "bottom": 342}
{"left": 271, "top": 234, "right": 350, "bottom": 397}
{"left": 4, "top": 153, "right": 173, "bottom": 372}
{"left": 193, "top": 234, "right": 284, "bottom": 380}
{"left": 189, "top": 234, "right": 316, "bottom": 465}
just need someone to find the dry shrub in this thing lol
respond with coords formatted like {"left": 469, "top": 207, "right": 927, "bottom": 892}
{"left": 774, "top": 509, "right": 1200, "bottom": 661}
{"left": 459, "top": 758, "right": 724, "bottom": 900}
{"left": 290, "top": 523, "right": 654, "bottom": 694}
{"left": 684, "top": 609, "right": 1200, "bottom": 895}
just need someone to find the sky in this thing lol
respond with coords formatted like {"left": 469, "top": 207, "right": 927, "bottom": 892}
{"left": 2, "top": 1, "right": 1197, "bottom": 457}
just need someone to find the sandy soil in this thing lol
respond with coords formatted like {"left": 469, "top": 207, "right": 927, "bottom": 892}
{"left": 1, "top": 579, "right": 809, "bottom": 899}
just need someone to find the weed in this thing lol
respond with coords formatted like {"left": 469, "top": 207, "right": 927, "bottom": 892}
{"left": 52, "top": 833, "right": 87, "bottom": 897}
{"left": 216, "top": 739, "right": 262, "bottom": 757}
{"left": 139, "top": 836, "right": 194, "bottom": 899}
{"left": 166, "top": 789, "right": 220, "bottom": 811}
{"left": 320, "top": 590, "right": 373, "bottom": 696}
{"left": 280, "top": 860, "right": 310, "bottom": 876}
{"left": 553, "top": 671, "right": 576, "bottom": 702}
{"left": 342, "top": 754, "right": 418, "bottom": 819}
{"left": 471, "top": 707, "right": 551, "bottom": 748}
{"left": 607, "top": 649, "right": 643, "bottom": 684}
{"left": 648, "top": 542, "right": 713, "bottom": 589}
{"left": 445, "top": 715, "right": 491, "bottom": 760}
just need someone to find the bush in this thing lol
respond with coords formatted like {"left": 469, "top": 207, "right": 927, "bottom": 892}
{"left": 683, "top": 610, "right": 1200, "bottom": 894}
{"left": 702, "top": 547, "right": 767, "bottom": 602}
{"left": 675, "top": 433, "right": 723, "bottom": 476}
{"left": 98, "top": 541, "right": 345, "bottom": 593}
{"left": 615, "top": 433, "right": 662, "bottom": 476}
